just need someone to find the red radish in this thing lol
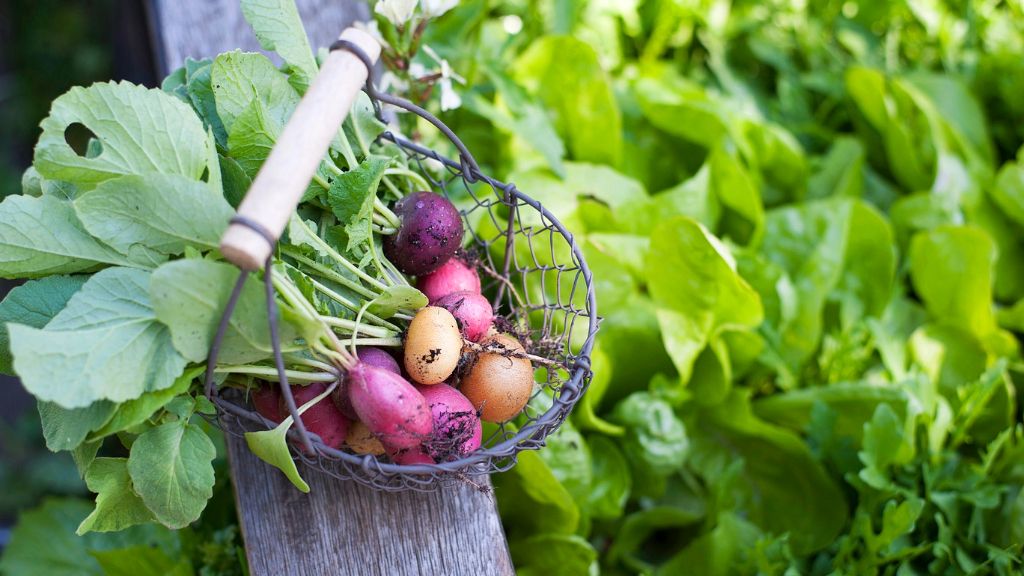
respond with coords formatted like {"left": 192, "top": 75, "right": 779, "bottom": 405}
{"left": 417, "top": 257, "right": 481, "bottom": 302}
{"left": 388, "top": 446, "right": 435, "bottom": 465}
{"left": 417, "top": 384, "right": 482, "bottom": 462}
{"left": 383, "top": 191, "right": 464, "bottom": 276}
{"left": 434, "top": 291, "right": 493, "bottom": 342}
{"left": 253, "top": 385, "right": 284, "bottom": 424}
{"left": 334, "top": 346, "right": 402, "bottom": 419}
{"left": 285, "top": 383, "right": 351, "bottom": 450}
{"left": 357, "top": 346, "right": 401, "bottom": 374}
{"left": 347, "top": 363, "right": 432, "bottom": 449}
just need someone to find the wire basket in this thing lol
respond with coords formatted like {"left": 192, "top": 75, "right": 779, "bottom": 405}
{"left": 205, "top": 40, "right": 599, "bottom": 492}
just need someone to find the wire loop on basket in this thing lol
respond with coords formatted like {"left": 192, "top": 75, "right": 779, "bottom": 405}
{"left": 204, "top": 39, "right": 600, "bottom": 492}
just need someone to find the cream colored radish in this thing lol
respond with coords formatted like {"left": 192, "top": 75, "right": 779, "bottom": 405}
{"left": 345, "top": 421, "right": 385, "bottom": 456}
{"left": 404, "top": 306, "right": 463, "bottom": 385}
{"left": 460, "top": 334, "right": 534, "bottom": 423}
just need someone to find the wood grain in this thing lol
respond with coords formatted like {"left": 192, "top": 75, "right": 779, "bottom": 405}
{"left": 148, "top": 1, "right": 515, "bottom": 573}
{"left": 227, "top": 433, "right": 515, "bottom": 576}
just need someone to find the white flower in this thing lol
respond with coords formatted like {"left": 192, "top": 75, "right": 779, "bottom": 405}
{"left": 375, "top": 0, "right": 418, "bottom": 26}
{"left": 421, "top": 0, "right": 458, "bottom": 18}
{"left": 438, "top": 77, "right": 462, "bottom": 111}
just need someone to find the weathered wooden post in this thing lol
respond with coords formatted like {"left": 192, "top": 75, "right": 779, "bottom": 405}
{"left": 146, "top": 2, "right": 515, "bottom": 574}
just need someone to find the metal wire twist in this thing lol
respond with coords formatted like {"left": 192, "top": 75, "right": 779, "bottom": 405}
{"left": 203, "top": 40, "right": 600, "bottom": 492}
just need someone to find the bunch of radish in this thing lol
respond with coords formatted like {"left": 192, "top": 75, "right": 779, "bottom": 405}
{"left": 253, "top": 191, "right": 536, "bottom": 464}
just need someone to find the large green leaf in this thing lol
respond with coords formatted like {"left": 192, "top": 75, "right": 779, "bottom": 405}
{"left": 34, "top": 82, "right": 208, "bottom": 186}
{"left": 511, "top": 534, "right": 597, "bottom": 576}
{"left": 9, "top": 267, "right": 187, "bottom": 408}
{"left": 0, "top": 195, "right": 138, "bottom": 278}
{"left": 150, "top": 259, "right": 296, "bottom": 364}
{"left": 909, "top": 225, "right": 997, "bottom": 339}
{"left": 211, "top": 51, "right": 300, "bottom": 133}
{"left": 77, "top": 458, "right": 155, "bottom": 534}
{"left": 647, "top": 217, "right": 762, "bottom": 395}
{"left": 0, "top": 275, "right": 86, "bottom": 374}
{"left": 74, "top": 174, "right": 233, "bottom": 257}
{"left": 89, "top": 365, "right": 206, "bottom": 440}
{"left": 514, "top": 36, "right": 622, "bottom": 166}
{"left": 689, "top": 391, "right": 848, "bottom": 554}
{"left": 127, "top": 420, "right": 216, "bottom": 529}
{"left": 37, "top": 400, "right": 116, "bottom": 452}
{"left": 240, "top": 0, "right": 318, "bottom": 92}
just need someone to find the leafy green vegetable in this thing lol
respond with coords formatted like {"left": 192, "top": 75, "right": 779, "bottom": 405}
{"left": 0, "top": 274, "right": 86, "bottom": 374}
{"left": 327, "top": 154, "right": 390, "bottom": 251}
{"left": 9, "top": 267, "right": 187, "bottom": 408}
{"left": 240, "top": 0, "right": 318, "bottom": 93}
{"left": 77, "top": 458, "right": 155, "bottom": 534}
{"left": 127, "top": 419, "right": 216, "bottom": 529}
{"left": 34, "top": 82, "right": 208, "bottom": 185}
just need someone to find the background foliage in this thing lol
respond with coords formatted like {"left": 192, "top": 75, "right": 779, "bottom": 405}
{"left": 3, "top": 0, "right": 1024, "bottom": 575}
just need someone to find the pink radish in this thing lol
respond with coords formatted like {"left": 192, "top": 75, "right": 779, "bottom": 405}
{"left": 334, "top": 347, "right": 402, "bottom": 418}
{"left": 417, "top": 383, "right": 482, "bottom": 462}
{"left": 253, "top": 385, "right": 284, "bottom": 424}
{"left": 417, "top": 257, "right": 481, "bottom": 302}
{"left": 346, "top": 363, "right": 432, "bottom": 449}
{"left": 285, "top": 383, "right": 351, "bottom": 450}
{"left": 434, "top": 291, "right": 494, "bottom": 342}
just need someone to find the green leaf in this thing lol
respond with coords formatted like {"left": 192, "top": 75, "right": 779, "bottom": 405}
{"left": 537, "top": 422, "right": 592, "bottom": 507}
{"left": 609, "top": 504, "right": 706, "bottom": 573}
{"left": 709, "top": 145, "right": 763, "bottom": 246}
{"left": 511, "top": 534, "right": 596, "bottom": 576}
{"left": 754, "top": 382, "right": 908, "bottom": 441}
{"left": 612, "top": 392, "right": 688, "bottom": 478}
{"left": 634, "top": 68, "right": 731, "bottom": 149}
{"left": 993, "top": 160, "right": 1024, "bottom": 228}
{"left": 92, "top": 546, "right": 194, "bottom": 576}
{"left": 657, "top": 513, "right": 763, "bottom": 576}
{"left": 34, "top": 81, "right": 208, "bottom": 186}
{"left": 183, "top": 59, "right": 227, "bottom": 148}
{"left": 858, "top": 403, "right": 914, "bottom": 489}
{"left": 212, "top": 51, "right": 300, "bottom": 134}
{"left": 494, "top": 450, "right": 579, "bottom": 539}
{"left": 9, "top": 267, "right": 187, "bottom": 408}
{"left": 226, "top": 97, "right": 281, "bottom": 177}
{"left": 128, "top": 420, "right": 216, "bottom": 529}
{"left": 90, "top": 365, "right": 206, "bottom": 440}
{"left": 240, "top": 0, "right": 318, "bottom": 92}
{"left": 806, "top": 136, "right": 865, "bottom": 200}
{"left": 37, "top": 400, "right": 116, "bottom": 452}
{"left": 368, "top": 285, "right": 428, "bottom": 318}
{"left": 327, "top": 155, "right": 390, "bottom": 252}
{"left": 0, "top": 498, "right": 179, "bottom": 576}
{"left": 0, "top": 195, "right": 139, "bottom": 278}
{"left": 585, "top": 435, "right": 630, "bottom": 519}
{"left": 514, "top": 36, "right": 622, "bottom": 166}
{"left": 243, "top": 383, "right": 336, "bottom": 492}
{"left": 77, "top": 458, "right": 155, "bottom": 534}
{"left": 74, "top": 174, "right": 233, "bottom": 257}
{"left": 647, "top": 217, "right": 762, "bottom": 391}
{"left": 909, "top": 225, "right": 997, "bottom": 338}
{"left": 0, "top": 275, "right": 86, "bottom": 375}
{"left": 571, "top": 345, "right": 623, "bottom": 435}
{"left": 689, "top": 391, "right": 848, "bottom": 554}
{"left": 150, "top": 259, "right": 296, "bottom": 364}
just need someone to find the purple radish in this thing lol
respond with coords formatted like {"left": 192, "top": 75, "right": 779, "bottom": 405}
{"left": 346, "top": 363, "right": 433, "bottom": 450}
{"left": 434, "top": 291, "right": 494, "bottom": 342}
{"left": 285, "top": 383, "right": 351, "bottom": 450}
{"left": 383, "top": 191, "right": 464, "bottom": 276}
{"left": 416, "top": 384, "right": 482, "bottom": 462}
{"left": 388, "top": 446, "right": 435, "bottom": 465}
{"left": 418, "top": 257, "right": 481, "bottom": 302}
{"left": 357, "top": 346, "right": 401, "bottom": 374}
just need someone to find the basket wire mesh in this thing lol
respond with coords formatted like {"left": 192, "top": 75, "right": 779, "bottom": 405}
{"left": 203, "top": 41, "right": 599, "bottom": 492}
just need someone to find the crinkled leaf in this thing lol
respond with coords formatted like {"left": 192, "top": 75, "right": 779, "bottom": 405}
{"left": 34, "top": 81, "right": 208, "bottom": 186}
{"left": 368, "top": 285, "right": 428, "bottom": 318}
{"left": 0, "top": 195, "right": 140, "bottom": 278}
{"left": 858, "top": 403, "right": 914, "bottom": 489}
{"left": 9, "top": 267, "right": 187, "bottom": 408}
{"left": 226, "top": 97, "right": 281, "bottom": 177}
{"left": 128, "top": 420, "right": 216, "bottom": 529}
{"left": 612, "top": 392, "right": 688, "bottom": 478}
{"left": 211, "top": 51, "right": 299, "bottom": 133}
{"left": 77, "top": 458, "right": 154, "bottom": 534}
{"left": 74, "top": 174, "right": 233, "bottom": 257}
{"left": 327, "top": 155, "right": 390, "bottom": 252}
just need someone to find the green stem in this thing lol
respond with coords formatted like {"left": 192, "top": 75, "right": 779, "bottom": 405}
{"left": 289, "top": 219, "right": 387, "bottom": 290}
{"left": 374, "top": 196, "right": 403, "bottom": 228}
{"left": 281, "top": 247, "right": 379, "bottom": 300}
{"left": 384, "top": 168, "right": 431, "bottom": 191}
{"left": 352, "top": 337, "right": 403, "bottom": 347}
{"left": 214, "top": 366, "right": 337, "bottom": 383}
{"left": 283, "top": 355, "right": 336, "bottom": 372}
{"left": 321, "top": 316, "right": 395, "bottom": 338}
{"left": 381, "top": 175, "right": 404, "bottom": 200}
{"left": 307, "top": 277, "right": 400, "bottom": 331}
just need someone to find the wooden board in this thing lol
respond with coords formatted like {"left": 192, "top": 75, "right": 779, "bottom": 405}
{"left": 226, "top": 434, "right": 514, "bottom": 576}
{"left": 146, "top": 2, "right": 515, "bottom": 574}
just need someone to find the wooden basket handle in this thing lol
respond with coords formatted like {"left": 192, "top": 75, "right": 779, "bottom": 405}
{"left": 219, "top": 27, "right": 381, "bottom": 270}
